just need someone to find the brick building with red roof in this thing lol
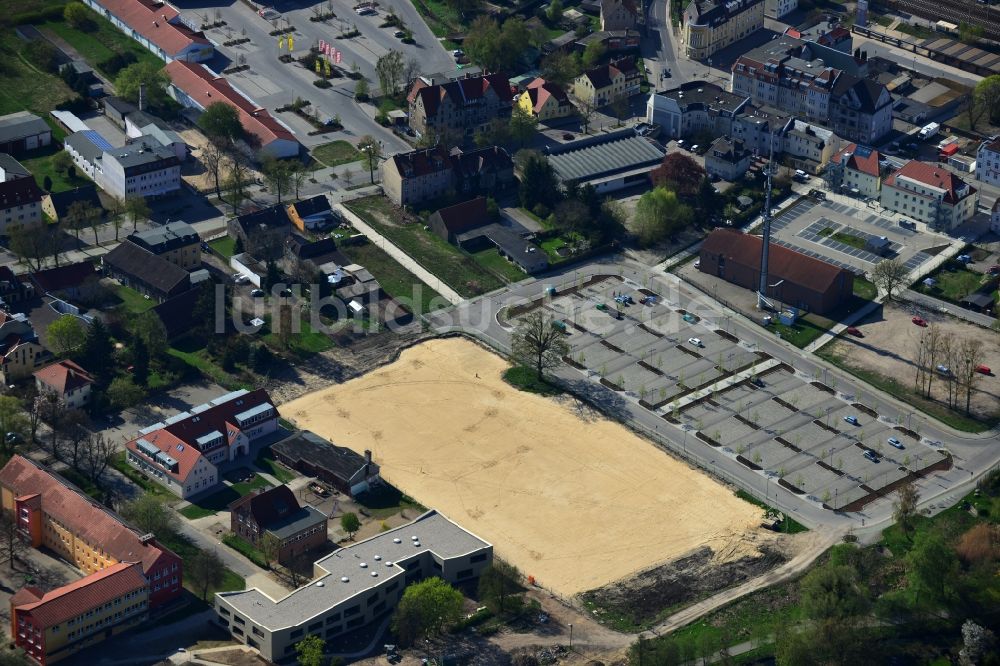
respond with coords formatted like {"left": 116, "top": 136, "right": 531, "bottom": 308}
{"left": 0, "top": 456, "right": 182, "bottom": 607}
{"left": 164, "top": 61, "right": 300, "bottom": 158}
{"left": 699, "top": 229, "right": 854, "bottom": 314}
{"left": 80, "top": 0, "right": 213, "bottom": 63}
{"left": 11, "top": 562, "right": 149, "bottom": 664}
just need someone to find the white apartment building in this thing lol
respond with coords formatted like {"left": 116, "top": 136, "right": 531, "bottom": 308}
{"left": 976, "top": 136, "right": 1000, "bottom": 187}
{"left": 880, "top": 160, "right": 979, "bottom": 231}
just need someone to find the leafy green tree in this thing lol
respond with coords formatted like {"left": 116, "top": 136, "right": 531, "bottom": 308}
{"left": 374, "top": 49, "right": 404, "bottom": 98}
{"left": 188, "top": 549, "right": 225, "bottom": 601}
{"left": 893, "top": 483, "right": 920, "bottom": 539}
{"left": 47, "top": 315, "right": 87, "bottom": 356}
{"left": 582, "top": 40, "right": 606, "bottom": 69}
{"left": 511, "top": 311, "right": 569, "bottom": 380}
{"left": 64, "top": 2, "right": 95, "bottom": 30}
{"left": 106, "top": 376, "right": 144, "bottom": 410}
{"left": 474, "top": 118, "right": 511, "bottom": 148}
{"left": 51, "top": 151, "right": 74, "bottom": 175}
{"left": 262, "top": 157, "right": 292, "bottom": 204}
{"left": 508, "top": 105, "right": 537, "bottom": 147}
{"left": 391, "top": 577, "right": 464, "bottom": 646}
{"left": 547, "top": 0, "right": 564, "bottom": 23}
{"left": 907, "top": 531, "right": 960, "bottom": 608}
{"left": 464, "top": 16, "right": 531, "bottom": 72}
{"left": 131, "top": 336, "right": 149, "bottom": 387}
{"left": 0, "top": 397, "right": 29, "bottom": 459}
{"left": 517, "top": 150, "right": 560, "bottom": 210}
{"left": 540, "top": 51, "right": 580, "bottom": 88}
{"left": 198, "top": 102, "right": 244, "bottom": 145}
{"left": 354, "top": 77, "right": 369, "bottom": 101}
{"left": 478, "top": 559, "right": 522, "bottom": 614}
{"left": 340, "top": 512, "right": 361, "bottom": 539}
{"left": 357, "top": 135, "right": 381, "bottom": 184}
{"left": 801, "top": 564, "right": 869, "bottom": 621}
{"left": 119, "top": 494, "right": 177, "bottom": 539}
{"left": 114, "top": 61, "right": 170, "bottom": 107}
{"left": 132, "top": 311, "right": 168, "bottom": 358}
{"left": 634, "top": 186, "right": 693, "bottom": 247}
{"left": 295, "top": 634, "right": 325, "bottom": 666}
{"left": 651, "top": 153, "right": 706, "bottom": 197}
{"left": 974, "top": 75, "right": 1000, "bottom": 126}
{"left": 82, "top": 319, "right": 115, "bottom": 389}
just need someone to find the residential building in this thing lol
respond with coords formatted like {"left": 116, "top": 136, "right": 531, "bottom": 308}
{"left": 783, "top": 120, "right": 838, "bottom": 173}
{"left": 428, "top": 196, "right": 493, "bottom": 245}
{"left": 41, "top": 186, "right": 103, "bottom": 223}
{"left": 124, "top": 389, "right": 278, "bottom": 498}
{"left": 380, "top": 145, "right": 514, "bottom": 207}
{"left": 828, "top": 143, "right": 882, "bottom": 198}
{"left": 0, "top": 311, "right": 47, "bottom": 384}
{"left": 164, "top": 61, "right": 300, "bottom": 158}
{"left": 283, "top": 235, "right": 346, "bottom": 282}
{"left": 730, "top": 104, "right": 793, "bottom": 155}
{"left": 880, "top": 160, "right": 979, "bottom": 231}
{"left": 214, "top": 510, "right": 492, "bottom": 662}
{"left": 731, "top": 39, "right": 892, "bottom": 144}
{"left": 126, "top": 221, "right": 201, "bottom": 270}
{"left": 992, "top": 199, "right": 1000, "bottom": 233}
{"left": 229, "top": 486, "right": 328, "bottom": 566}
{"left": 271, "top": 431, "right": 381, "bottom": 497}
{"left": 683, "top": 0, "right": 765, "bottom": 60}
{"left": 0, "top": 174, "right": 43, "bottom": 235}
{"left": 699, "top": 229, "right": 854, "bottom": 314}
{"left": 407, "top": 73, "right": 513, "bottom": 138}
{"left": 11, "top": 562, "right": 149, "bottom": 665}
{"left": 575, "top": 29, "right": 641, "bottom": 54}
{"left": 95, "top": 138, "right": 180, "bottom": 199}
{"left": 976, "top": 136, "right": 1000, "bottom": 187}
{"left": 646, "top": 81, "right": 750, "bottom": 139}
{"left": 572, "top": 57, "right": 641, "bottom": 108}
{"left": 600, "top": 0, "right": 638, "bottom": 30}
{"left": 228, "top": 204, "right": 292, "bottom": 261}
{"left": 705, "top": 137, "right": 752, "bottom": 180}
{"left": 547, "top": 129, "right": 665, "bottom": 193}
{"left": 0, "top": 153, "right": 30, "bottom": 182}
{"left": 63, "top": 131, "right": 108, "bottom": 180}
{"left": 34, "top": 360, "right": 95, "bottom": 410}
{"left": 764, "top": 0, "right": 797, "bottom": 18}
{"left": 518, "top": 79, "right": 574, "bottom": 121}
{"left": 79, "top": 0, "right": 213, "bottom": 62}
{"left": 30, "top": 262, "right": 101, "bottom": 302}
{"left": 287, "top": 195, "right": 336, "bottom": 232}
{"left": 124, "top": 110, "right": 188, "bottom": 162}
{"left": 0, "top": 454, "right": 183, "bottom": 609}
{"left": 0, "top": 266, "right": 31, "bottom": 306}
{"left": 103, "top": 242, "right": 191, "bottom": 302}
{"left": 0, "top": 112, "right": 51, "bottom": 156}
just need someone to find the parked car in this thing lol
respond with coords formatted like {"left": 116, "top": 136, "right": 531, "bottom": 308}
{"left": 687, "top": 337, "right": 703, "bottom": 347}
{"left": 846, "top": 326, "right": 863, "bottom": 337}
{"left": 694, "top": 259, "right": 701, "bottom": 269}
{"left": 808, "top": 188, "right": 826, "bottom": 200}
{"left": 936, "top": 364, "right": 950, "bottom": 375}
{"left": 452, "top": 49, "right": 464, "bottom": 58}
{"left": 793, "top": 169, "right": 810, "bottom": 182}
{"left": 957, "top": 254, "right": 972, "bottom": 264}
{"left": 250, "top": 288, "right": 265, "bottom": 298}
{"left": 690, "top": 144, "right": 700, "bottom": 153}
{"left": 888, "top": 437, "right": 904, "bottom": 450}
{"left": 843, "top": 415, "right": 859, "bottom": 426}
{"left": 394, "top": 30, "right": 405, "bottom": 37}
{"left": 911, "top": 316, "right": 927, "bottom": 327}
{"left": 258, "top": 7, "right": 281, "bottom": 20}
{"left": 975, "top": 364, "right": 992, "bottom": 375}
{"left": 682, "top": 313, "right": 697, "bottom": 323}
{"left": 863, "top": 450, "right": 881, "bottom": 463}
{"left": 233, "top": 273, "right": 250, "bottom": 285}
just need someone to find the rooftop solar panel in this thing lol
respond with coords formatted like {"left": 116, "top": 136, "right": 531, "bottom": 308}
{"left": 82, "top": 129, "right": 113, "bottom": 151}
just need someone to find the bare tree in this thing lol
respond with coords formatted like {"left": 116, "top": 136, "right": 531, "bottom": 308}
{"left": 107, "top": 195, "right": 126, "bottom": 241}
{"left": 0, "top": 509, "right": 25, "bottom": 570}
{"left": 510, "top": 311, "right": 570, "bottom": 380}
{"left": 576, "top": 98, "right": 596, "bottom": 135}
{"left": 201, "top": 142, "right": 227, "bottom": 199}
{"left": 893, "top": 483, "right": 920, "bottom": 540}
{"left": 871, "top": 258, "right": 909, "bottom": 301}
{"left": 939, "top": 334, "right": 957, "bottom": 407}
{"left": 82, "top": 433, "right": 115, "bottom": 484}
{"left": 59, "top": 409, "right": 92, "bottom": 473}
{"left": 403, "top": 57, "right": 421, "bottom": 92}
{"left": 955, "top": 338, "right": 985, "bottom": 414}
{"left": 922, "top": 325, "right": 943, "bottom": 398}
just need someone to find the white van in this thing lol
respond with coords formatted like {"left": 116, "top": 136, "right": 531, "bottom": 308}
{"left": 794, "top": 169, "right": 810, "bottom": 182}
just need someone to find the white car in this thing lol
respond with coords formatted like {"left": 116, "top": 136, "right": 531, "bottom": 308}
{"left": 452, "top": 49, "right": 465, "bottom": 58}
{"left": 687, "top": 337, "right": 703, "bottom": 347}
{"left": 258, "top": 7, "right": 281, "bottom": 20}
{"left": 232, "top": 273, "right": 250, "bottom": 285}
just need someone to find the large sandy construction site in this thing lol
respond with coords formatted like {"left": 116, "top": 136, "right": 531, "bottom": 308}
{"left": 283, "top": 338, "right": 766, "bottom": 596}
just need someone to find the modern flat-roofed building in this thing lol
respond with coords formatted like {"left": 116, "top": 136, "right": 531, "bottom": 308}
{"left": 547, "top": 130, "right": 665, "bottom": 193}
{"left": 646, "top": 81, "right": 750, "bottom": 140}
{"left": 95, "top": 138, "right": 180, "bottom": 199}
{"left": 214, "top": 510, "right": 492, "bottom": 662}
{"left": 126, "top": 221, "right": 201, "bottom": 270}
{"left": 683, "top": 0, "right": 765, "bottom": 60}
{"left": 11, "top": 562, "right": 149, "bottom": 665}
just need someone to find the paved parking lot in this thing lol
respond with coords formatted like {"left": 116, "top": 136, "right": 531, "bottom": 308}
{"left": 512, "top": 275, "right": 950, "bottom": 512}
{"left": 767, "top": 197, "right": 944, "bottom": 275}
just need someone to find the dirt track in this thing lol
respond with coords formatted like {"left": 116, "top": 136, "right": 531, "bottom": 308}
{"left": 282, "top": 338, "right": 768, "bottom": 597}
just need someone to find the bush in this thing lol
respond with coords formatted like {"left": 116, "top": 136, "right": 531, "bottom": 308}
{"left": 98, "top": 51, "right": 138, "bottom": 77}
{"left": 23, "top": 40, "right": 60, "bottom": 73}
{"left": 313, "top": 79, "right": 332, "bottom": 88}
{"left": 64, "top": 2, "right": 96, "bottom": 31}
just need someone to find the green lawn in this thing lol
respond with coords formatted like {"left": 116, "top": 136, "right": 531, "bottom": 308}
{"left": 157, "top": 532, "right": 245, "bottom": 597}
{"left": 312, "top": 140, "right": 362, "bottom": 168}
{"left": 255, "top": 448, "right": 297, "bottom": 483}
{"left": 819, "top": 226, "right": 868, "bottom": 250}
{"left": 263, "top": 316, "right": 334, "bottom": 356}
{"left": 179, "top": 474, "right": 271, "bottom": 520}
{"left": 735, "top": 490, "right": 808, "bottom": 534}
{"left": 168, "top": 338, "right": 246, "bottom": 390}
{"left": 471, "top": 248, "right": 528, "bottom": 284}
{"left": 896, "top": 22, "right": 933, "bottom": 39}
{"left": 222, "top": 534, "right": 267, "bottom": 568}
{"left": 340, "top": 240, "right": 445, "bottom": 314}
{"left": 853, "top": 276, "right": 878, "bottom": 301}
{"left": 20, "top": 145, "right": 94, "bottom": 193}
{"left": 502, "top": 366, "right": 563, "bottom": 397}
{"left": 40, "top": 8, "right": 160, "bottom": 75}
{"left": 917, "top": 263, "right": 990, "bottom": 303}
{"left": 111, "top": 283, "right": 156, "bottom": 314}
{"left": 109, "top": 453, "right": 175, "bottom": 500}
{"left": 872, "top": 14, "right": 894, "bottom": 27}
{"left": 0, "top": 30, "right": 76, "bottom": 116}
{"left": 355, "top": 484, "right": 426, "bottom": 520}
{"left": 346, "top": 197, "right": 504, "bottom": 297}
{"left": 411, "top": 0, "right": 466, "bottom": 37}
{"left": 539, "top": 237, "right": 567, "bottom": 263}
{"left": 231, "top": 473, "right": 272, "bottom": 496}
{"left": 208, "top": 236, "right": 237, "bottom": 259}
{"left": 767, "top": 314, "right": 831, "bottom": 348}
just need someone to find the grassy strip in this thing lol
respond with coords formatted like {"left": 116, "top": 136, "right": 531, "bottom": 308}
{"left": 222, "top": 534, "right": 268, "bottom": 568}
{"left": 853, "top": 276, "right": 877, "bottom": 301}
{"left": 255, "top": 448, "right": 297, "bottom": 483}
{"left": 502, "top": 366, "right": 564, "bottom": 397}
{"left": 471, "top": 248, "right": 528, "bottom": 284}
{"left": 262, "top": 317, "right": 334, "bottom": 356}
{"left": 735, "top": 490, "right": 809, "bottom": 534}
{"left": 916, "top": 264, "right": 991, "bottom": 303}
{"left": 111, "top": 283, "right": 156, "bottom": 314}
{"left": 819, "top": 227, "right": 869, "bottom": 250}
{"left": 0, "top": 29, "right": 75, "bottom": 115}
{"left": 766, "top": 315, "right": 831, "bottom": 349}
{"left": 339, "top": 240, "right": 445, "bottom": 313}
{"left": 20, "top": 145, "right": 94, "bottom": 193}
{"left": 40, "top": 9, "right": 160, "bottom": 75}
{"left": 167, "top": 346, "right": 245, "bottom": 391}
{"left": 817, "top": 347, "right": 997, "bottom": 433}
{"left": 311, "top": 140, "right": 362, "bottom": 167}
{"left": 355, "top": 484, "right": 426, "bottom": 520}
{"left": 208, "top": 236, "right": 236, "bottom": 259}
{"left": 110, "top": 453, "right": 174, "bottom": 500}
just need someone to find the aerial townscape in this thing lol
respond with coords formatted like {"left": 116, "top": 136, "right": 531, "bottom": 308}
{"left": 0, "top": 0, "right": 999, "bottom": 664}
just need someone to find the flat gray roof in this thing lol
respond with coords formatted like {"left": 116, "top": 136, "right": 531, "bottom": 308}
{"left": 549, "top": 135, "right": 664, "bottom": 183}
{"left": 267, "top": 505, "right": 327, "bottom": 540}
{"left": 219, "top": 510, "right": 490, "bottom": 630}
{"left": 0, "top": 111, "right": 49, "bottom": 143}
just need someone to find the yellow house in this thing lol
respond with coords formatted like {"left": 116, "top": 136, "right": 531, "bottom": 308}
{"left": 518, "top": 78, "right": 573, "bottom": 121}
{"left": 572, "top": 57, "right": 642, "bottom": 108}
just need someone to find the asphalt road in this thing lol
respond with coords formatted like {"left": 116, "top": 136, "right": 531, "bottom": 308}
{"left": 426, "top": 257, "right": 999, "bottom": 540}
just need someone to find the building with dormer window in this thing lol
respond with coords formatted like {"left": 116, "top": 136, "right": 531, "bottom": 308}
{"left": 683, "top": 0, "right": 765, "bottom": 60}
{"left": 880, "top": 160, "right": 979, "bottom": 231}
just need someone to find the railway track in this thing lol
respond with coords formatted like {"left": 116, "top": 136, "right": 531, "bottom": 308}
{"left": 885, "top": 0, "right": 1000, "bottom": 39}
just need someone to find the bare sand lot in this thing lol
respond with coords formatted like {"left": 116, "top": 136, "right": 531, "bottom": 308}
{"left": 283, "top": 338, "right": 767, "bottom": 596}
{"left": 824, "top": 303, "right": 1000, "bottom": 421}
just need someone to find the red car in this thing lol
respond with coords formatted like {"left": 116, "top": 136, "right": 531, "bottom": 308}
{"left": 975, "top": 365, "right": 992, "bottom": 375}
{"left": 846, "top": 326, "right": 863, "bottom": 337}
{"left": 912, "top": 316, "right": 928, "bottom": 327}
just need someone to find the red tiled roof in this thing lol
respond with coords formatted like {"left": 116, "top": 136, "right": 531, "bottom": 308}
{"left": 407, "top": 73, "right": 512, "bottom": 118}
{"left": 389, "top": 146, "right": 452, "bottom": 178}
{"left": 126, "top": 429, "right": 205, "bottom": 484}
{"left": 10, "top": 587, "right": 42, "bottom": 607}
{"left": 832, "top": 143, "right": 880, "bottom": 177}
{"left": 581, "top": 57, "right": 639, "bottom": 90}
{"left": 162, "top": 388, "right": 274, "bottom": 445}
{"left": 884, "top": 160, "right": 976, "bottom": 205}
{"left": 95, "top": 0, "right": 209, "bottom": 58}
{"left": 0, "top": 456, "right": 178, "bottom": 577}
{"left": 164, "top": 61, "right": 297, "bottom": 149}
{"left": 34, "top": 359, "right": 94, "bottom": 395}
{"left": 524, "top": 78, "right": 568, "bottom": 113}
{"left": 228, "top": 484, "right": 301, "bottom": 526}
{"left": 702, "top": 229, "right": 853, "bottom": 294}
{"left": 13, "top": 562, "right": 147, "bottom": 628}
{"left": 433, "top": 196, "right": 490, "bottom": 234}
{"left": 30, "top": 261, "right": 98, "bottom": 294}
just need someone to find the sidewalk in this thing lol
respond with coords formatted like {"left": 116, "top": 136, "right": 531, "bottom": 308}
{"left": 335, "top": 202, "right": 464, "bottom": 305}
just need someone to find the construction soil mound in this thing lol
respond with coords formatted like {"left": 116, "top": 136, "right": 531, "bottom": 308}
{"left": 283, "top": 338, "right": 767, "bottom": 597}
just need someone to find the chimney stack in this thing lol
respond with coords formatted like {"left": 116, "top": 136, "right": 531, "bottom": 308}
{"left": 364, "top": 449, "right": 372, "bottom": 464}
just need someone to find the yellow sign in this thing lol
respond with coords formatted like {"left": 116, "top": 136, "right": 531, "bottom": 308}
{"left": 288, "top": 36, "right": 294, "bottom": 51}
